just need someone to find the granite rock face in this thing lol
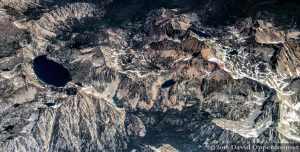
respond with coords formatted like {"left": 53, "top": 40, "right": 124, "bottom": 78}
{"left": 0, "top": 0, "right": 299, "bottom": 151}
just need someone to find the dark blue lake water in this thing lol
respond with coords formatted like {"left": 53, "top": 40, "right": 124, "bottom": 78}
{"left": 161, "top": 79, "right": 176, "bottom": 88}
{"left": 33, "top": 55, "right": 71, "bottom": 87}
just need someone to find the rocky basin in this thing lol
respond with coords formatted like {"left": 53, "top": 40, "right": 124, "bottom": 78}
{"left": 0, "top": 0, "right": 299, "bottom": 151}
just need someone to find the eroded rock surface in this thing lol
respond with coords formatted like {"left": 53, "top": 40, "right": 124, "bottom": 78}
{"left": 0, "top": 0, "right": 299, "bottom": 151}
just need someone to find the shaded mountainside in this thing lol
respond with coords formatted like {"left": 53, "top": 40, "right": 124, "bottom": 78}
{"left": 0, "top": 0, "right": 299, "bottom": 151}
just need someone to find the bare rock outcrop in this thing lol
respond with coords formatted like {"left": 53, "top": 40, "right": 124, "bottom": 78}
{"left": 0, "top": 1, "right": 299, "bottom": 151}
